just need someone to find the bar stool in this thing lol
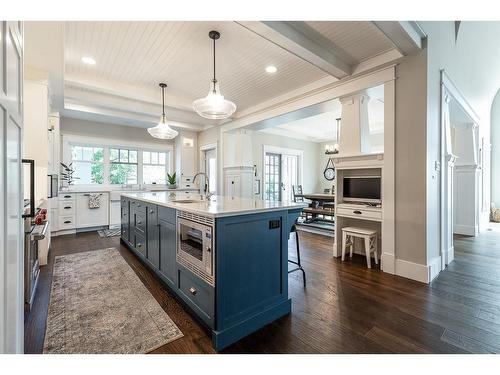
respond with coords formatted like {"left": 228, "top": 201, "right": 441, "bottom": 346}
{"left": 341, "top": 226, "right": 378, "bottom": 269}
{"left": 289, "top": 224, "right": 306, "bottom": 286}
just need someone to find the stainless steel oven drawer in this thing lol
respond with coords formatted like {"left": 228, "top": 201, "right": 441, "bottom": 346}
{"left": 177, "top": 265, "right": 215, "bottom": 328}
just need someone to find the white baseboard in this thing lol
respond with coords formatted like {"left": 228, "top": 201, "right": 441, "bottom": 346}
{"left": 381, "top": 252, "right": 395, "bottom": 274}
{"left": 395, "top": 256, "right": 442, "bottom": 284}
{"left": 454, "top": 224, "right": 478, "bottom": 236}
{"left": 395, "top": 259, "right": 429, "bottom": 283}
{"left": 446, "top": 246, "right": 454, "bottom": 265}
{"left": 428, "top": 256, "right": 442, "bottom": 282}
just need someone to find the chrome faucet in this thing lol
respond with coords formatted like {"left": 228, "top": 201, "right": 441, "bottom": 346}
{"left": 193, "top": 172, "right": 213, "bottom": 200}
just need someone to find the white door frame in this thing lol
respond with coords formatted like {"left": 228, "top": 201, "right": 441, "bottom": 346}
{"left": 1, "top": 21, "right": 24, "bottom": 353}
{"left": 439, "top": 70, "right": 480, "bottom": 269}
{"left": 262, "top": 145, "right": 303, "bottom": 201}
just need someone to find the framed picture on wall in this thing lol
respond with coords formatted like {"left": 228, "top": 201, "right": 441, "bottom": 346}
{"left": 254, "top": 179, "right": 261, "bottom": 195}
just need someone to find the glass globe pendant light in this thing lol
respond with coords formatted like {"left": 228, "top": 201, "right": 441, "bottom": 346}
{"left": 193, "top": 30, "right": 236, "bottom": 119}
{"left": 147, "top": 83, "right": 179, "bottom": 140}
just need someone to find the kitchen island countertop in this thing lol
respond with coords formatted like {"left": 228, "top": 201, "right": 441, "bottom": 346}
{"left": 121, "top": 191, "right": 306, "bottom": 218}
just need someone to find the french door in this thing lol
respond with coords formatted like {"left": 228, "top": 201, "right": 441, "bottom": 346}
{"left": 264, "top": 151, "right": 300, "bottom": 202}
{"left": 0, "top": 21, "right": 24, "bottom": 353}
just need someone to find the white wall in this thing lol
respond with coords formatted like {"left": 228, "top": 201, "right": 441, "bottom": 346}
{"left": 492, "top": 91, "right": 500, "bottom": 208}
{"left": 252, "top": 131, "right": 320, "bottom": 198}
{"left": 61, "top": 117, "right": 175, "bottom": 147}
{"left": 394, "top": 50, "right": 429, "bottom": 265}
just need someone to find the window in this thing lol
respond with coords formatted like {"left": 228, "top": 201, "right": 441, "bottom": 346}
{"left": 110, "top": 148, "right": 138, "bottom": 184}
{"left": 142, "top": 150, "right": 168, "bottom": 184}
{"left": 70, "top": 145, "right": 104, "bottom": 184}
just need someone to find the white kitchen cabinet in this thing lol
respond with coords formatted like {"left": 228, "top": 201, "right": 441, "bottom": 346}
{"left": 76, "top": 192, "right": 109, "bottom": 228}
{"left": 175, "top": 132, "right": 197, "bottom": 187}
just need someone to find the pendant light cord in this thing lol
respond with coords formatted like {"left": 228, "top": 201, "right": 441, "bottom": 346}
{"left": 212, "top": 36, "right": 217, "bottom": 93}
{"left": 161, "top": 86, "right": 165, "bottom": 116}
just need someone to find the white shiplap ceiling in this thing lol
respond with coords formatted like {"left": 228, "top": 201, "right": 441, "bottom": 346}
{"left": 305, "top": 21, "right": 396, "bottom": 63}
{"left": 64, "top": 21, "right": 328, "bottom": 113}
{"left": 25, "top": 21, "right": 408, "bottom": 131}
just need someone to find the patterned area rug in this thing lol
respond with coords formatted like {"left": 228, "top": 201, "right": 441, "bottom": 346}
{"left": 97, "top": 228, "right": 121, "bottom": 237}
{"left": 43, "top": 248, "right": 183, "bottom": 354}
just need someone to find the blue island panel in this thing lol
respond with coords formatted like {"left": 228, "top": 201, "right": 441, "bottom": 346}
{"left": 213, "top": 208, "right": 302, "bottom": 350}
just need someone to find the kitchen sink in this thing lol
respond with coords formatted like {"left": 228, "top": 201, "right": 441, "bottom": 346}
{"left": 172, "top": 199, "right": 203, "bottom": 203}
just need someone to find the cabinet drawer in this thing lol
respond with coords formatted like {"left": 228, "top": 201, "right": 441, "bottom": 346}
{"left": 133, "top": 231, "right": 146, "bottom": 257}
{"left": 146, "top": 204, "right": 158, "bottom": 226}
{"left": 130, "top": 200, "right": 146, "bottom": 215}
{"left": 336, "top": 207, "right": 382, "bottom": 221}
{"left": 177, "top": 266, "right": 214, "bottom": 328}
{"left": 59, "top": 193, "right": 76, "bottom": 201}
{"left": 59, "top": 215, "right": 76, "bottom": 230}
{"left": 59, "top": 202, "right": 75, "bottom": 216}
{"left": 134, "top": 212, "right": 146, "bottom": 234}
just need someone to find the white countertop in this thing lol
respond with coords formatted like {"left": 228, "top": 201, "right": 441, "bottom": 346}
{"left": 122, "top": 191, "right": 307, "bottom": 218}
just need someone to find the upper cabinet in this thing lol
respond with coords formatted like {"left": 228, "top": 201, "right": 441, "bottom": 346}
{"left": 175, "top": 131, "right": 198, "bottom": 186}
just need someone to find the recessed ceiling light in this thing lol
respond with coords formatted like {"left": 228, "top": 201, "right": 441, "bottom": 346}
{"left": 81, "top": 56, "right": 96, "bottom": 65}
{"left": 265, "top": 65, "right": 277, "bottom": 74}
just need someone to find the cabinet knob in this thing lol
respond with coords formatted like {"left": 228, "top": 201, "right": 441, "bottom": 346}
{"left": 150, "top": 209, "right": 154, "bottom": 214}
{"left": 137, "top": 243, "right": 142, "bottom": 248}
{"left": 137, "top": 220, "right": 141, "bottom": 224}
{"left": 64, "top": 206, "right": 71, "bottom": 209}
{"left": 189, "top": 287, "right": 197, "bottom": 295}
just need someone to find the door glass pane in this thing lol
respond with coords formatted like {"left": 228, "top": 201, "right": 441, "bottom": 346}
{"left": 6, "top": 118, "right": 22, "bottom": 339}
{"left": 264, "top": 153, "right": 281, "bottom": 201}
{"left": 6, "top": 30, "right": 20, "bottom": 113}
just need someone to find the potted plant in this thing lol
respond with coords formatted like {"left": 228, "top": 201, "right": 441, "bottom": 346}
{"left": 60, "top": 162, "right": 79, "bottom": 190}
{"left": 167, "top": 172, "right": 177, "bottom": 189}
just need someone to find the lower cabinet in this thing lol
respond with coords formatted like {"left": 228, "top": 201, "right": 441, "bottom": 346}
{"left": 176, "top": 264, "right": 215, "bottom": 328}
{"left": 158, "top": 207, "right": 176, "bottom": 289}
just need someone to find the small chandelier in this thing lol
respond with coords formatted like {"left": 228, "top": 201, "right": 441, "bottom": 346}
{"left": 325, "top": 117, "right": 341, "bottom": 155}
{"left": 147, "top": 83, "right": 179, "bottom": 140}
{"left": 192, "top": 30, "right": 236, "bottom": 120}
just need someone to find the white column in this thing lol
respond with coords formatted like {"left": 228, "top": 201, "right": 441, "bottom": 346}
{"left": 339, "top": 93, "right": 371, "bottom": 155}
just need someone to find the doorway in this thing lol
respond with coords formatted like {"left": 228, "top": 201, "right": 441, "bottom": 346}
{"left": 263, "top": 146, "right": 302, "bottom": 202}
{"left": 440, "top": 71, "right": 481, "bottom": 269}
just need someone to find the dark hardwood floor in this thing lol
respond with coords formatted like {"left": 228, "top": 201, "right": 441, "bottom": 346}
{"left": 24, "top": 226, "right": 500, "bottom": 353}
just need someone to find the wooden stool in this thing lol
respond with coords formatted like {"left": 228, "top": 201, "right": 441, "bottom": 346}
{"left": 341, "top": 227, "right": 378, "bottom": 269}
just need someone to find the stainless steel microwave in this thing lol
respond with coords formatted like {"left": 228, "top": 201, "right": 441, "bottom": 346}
{"left": 177, "top": 214, "right": 215, "bottom": 286}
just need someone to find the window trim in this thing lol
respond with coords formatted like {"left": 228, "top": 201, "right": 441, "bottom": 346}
{"left": 62, "top": 134, "right": 173, "bottom": 188}
{"left": 141, "top": 149, "right": 171, "bottom": 185}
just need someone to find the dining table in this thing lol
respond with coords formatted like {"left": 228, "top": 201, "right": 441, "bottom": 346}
{"left": 295, "top": 192, "right": 335, "bottom": 226}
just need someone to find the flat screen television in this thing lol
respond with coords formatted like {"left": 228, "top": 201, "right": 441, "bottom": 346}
{"left": 342, "top": 176, "right": 381, "bottom": 204}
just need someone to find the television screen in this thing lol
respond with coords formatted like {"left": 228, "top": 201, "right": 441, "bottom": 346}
{"left": 343, "top": 177, "right": 381, "bottom": 202}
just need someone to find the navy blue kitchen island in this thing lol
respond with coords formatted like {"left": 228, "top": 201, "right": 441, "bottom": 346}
{"left": 120, "top": 192, "right": 305, "bottom": 351}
